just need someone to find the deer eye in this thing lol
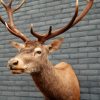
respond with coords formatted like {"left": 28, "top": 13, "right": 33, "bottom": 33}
{"left": 36, "top": 51, "right": 41, "bottom": 54}
{"left": 34, "top": 48, "right": 42, "bottom": 55}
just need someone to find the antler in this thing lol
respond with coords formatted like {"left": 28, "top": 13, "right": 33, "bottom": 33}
{"left": 0, "top": 0, "right": 94, "bottom": 43}
{"left": 31, "top": 0, "right": 94, "bottom": 44}
{"left": 0, "top": 0, "right": 29, "bottom": 42}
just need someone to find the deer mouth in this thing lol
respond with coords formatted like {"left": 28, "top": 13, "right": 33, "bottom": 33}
{"left": 9, "top": 67, "right": 25, "bottom": 74}
{"left": 11, "top": 69, "right": 24, "bottom": 74}
{"left": 8, "top": 63, "right": 38, "bottom": 74}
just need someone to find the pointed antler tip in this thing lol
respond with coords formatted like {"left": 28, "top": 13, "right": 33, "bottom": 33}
{"left": 1, "top": 0, "right": 4, "bottom": 4}
{"left": 5, "top": 22, "right": 8, "bottom": 26}
{"left": 13, "top": 0, "right": 26, "bottom": 12}
{"left": 50, "top": 26, "right": 52, "bottom": 28}
{"left": 48, "top": 26, "right": 52, "bottom": 34}
{"left": 30, "top": 24, "right": 34, "bottom": 31}
{"left": 76, "top": 0, "right": 78, "bottom": 6}
{"left": 31, "top": 24, "right": 33, "bottom": 27}
{"left": 0, "top": 0, "right": 6, "bottom": 7}
{"left": 49, "top": 26, "right": 52, "bottom": 30}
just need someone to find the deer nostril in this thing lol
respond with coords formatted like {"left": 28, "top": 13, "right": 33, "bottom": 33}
{"left": 12, "top": 60, "right": 18, "bottom": 66}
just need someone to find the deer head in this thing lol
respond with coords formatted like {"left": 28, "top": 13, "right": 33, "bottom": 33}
{"left": 7, "top": 38, "right": 64, "bottom": 74}
{"left": 0, "top": 0, "right": 94, "bottom": 74}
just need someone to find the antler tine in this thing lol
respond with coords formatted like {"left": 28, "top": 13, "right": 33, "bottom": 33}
{"left": 0, "top": 15, "right": 6, "bottom": 25}
{"left": 13, "top": 0, "right": 26, "bottom": 12}
{"left": 0, "top": 0, "right": 94, "bottom": 43}
{"left": 5, "top": 22, "right": 27, "bottom": 42}
{"left": 48, "top": 26, "right": 52, "bottom": 36}
{"left": 30, "top": 25, "right": 52, "bottom": 38}
{"left": 0, "top": 0, "right": 29, "bottom": 42}
{"left": 72, "top": 0, "right": 94, "bottom": 26}
{"left": 8, "top": 0, "right": 14, "bottom": 7}
{"left": 51, "top": 0, "right": 78, "bottom": 33}
{"left": 30, "top": 24, "right": 43, "bottom": 39}
{"left": 40, "top": 0, "right": 94, "bottom": 43}
{"left": 30, "top": 0, "right": 78, "bottom": 43}
{"left": 46, "top": 0, "right": 94, "bottom": 40}
{"left": 1, "top": 0, "right": 7, "bottom": 9}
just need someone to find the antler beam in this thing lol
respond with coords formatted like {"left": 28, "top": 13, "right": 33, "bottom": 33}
{"left": 30, "top": 0, "right": 94, "bottom": 44}
{"left": 0, "top": 0, "right": 94, "bottom": 43}
{"left": 0, "top": 0, "right": 29, "bottom": 42}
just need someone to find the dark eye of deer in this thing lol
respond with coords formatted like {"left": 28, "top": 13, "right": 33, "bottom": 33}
{"left": 36, "top": 51, "right": 41, "bottom": 54}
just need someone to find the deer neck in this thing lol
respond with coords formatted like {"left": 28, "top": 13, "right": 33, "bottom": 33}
{"left": 31, "top": 59, "right": 56, "bottom": 83}
{"left": 30, "top": 60, "right": 61, "bottom": 98}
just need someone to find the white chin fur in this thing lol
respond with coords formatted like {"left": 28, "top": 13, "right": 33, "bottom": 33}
{"left": 25, "top": 68, "right": 37, "bottom": 73}
{"left": 24, "top": 64, "right": 38, "bottom": 73}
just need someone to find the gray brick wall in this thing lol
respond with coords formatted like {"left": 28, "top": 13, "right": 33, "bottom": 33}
{"left": 0, "top": 0, "right": 100, "bottom": 100}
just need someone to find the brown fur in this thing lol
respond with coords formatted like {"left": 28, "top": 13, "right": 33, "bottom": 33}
{"left": 8, "top": 40, "right": 80, "bottom": 100}
{"left": 31, "top": 62, "right": 80, "bottom": 100}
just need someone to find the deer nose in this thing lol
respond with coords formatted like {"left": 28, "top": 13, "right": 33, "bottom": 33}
{"left": 8, "top": 59, "right": 19, "bottom": 69}
{"left": 12, "top": 60, "right": 18, "bottom": 66}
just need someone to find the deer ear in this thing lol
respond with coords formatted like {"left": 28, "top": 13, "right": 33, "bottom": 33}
{"left": 48, "top": 38, "right": 64, "bottom": 53}
{"left": 10, "top": 41, "right": 25, "bottom": 50}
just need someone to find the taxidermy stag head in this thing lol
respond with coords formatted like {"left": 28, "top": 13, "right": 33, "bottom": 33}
{"left": 0, "top": 0, "right": 94, "bottom": 100}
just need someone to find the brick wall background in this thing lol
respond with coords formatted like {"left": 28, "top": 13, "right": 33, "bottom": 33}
{"left": 0, "top": 0, "right": 100, "bottom": 100}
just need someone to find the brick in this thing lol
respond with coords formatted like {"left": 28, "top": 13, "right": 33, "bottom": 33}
{"left": 61, "top": 48, "right": 78, "bottom": 54}
{"left": 29, "top": 92, "right": 43, "bottom": 97}
{"left": 52, "top": 54, "right": 69, "bottom": 59}
{"left": 1, "top": 91, "right": 15, "bottom": 96}
{"left": 89, "top": 19, "right": 100, "bottom": 24}
{"left": 71, "top": 31, "right": 87, "bottom": 37}
{"left": 98, "top": 58, "right": 100, "bottom": 63}
{"left": 80, "top": 70, "right": 99, "bottom": 75}
{"left": 89, "top": 64, "right": 100, "bottom": 70}
{"left": 79, "top": 47, "right": 97, "bottom": 53}
{"left": 79, "top": 58, "right": 98, "bottom": 64}
{"left": 80, "top": 88, "right": 89, "bottom": 93}
{"left": 78, "top": 76, "right": 88, "bottom": 81}
{"left": 70, "top": 42, "right": 87, "bottom": 47}
{"left": 46, "top": 19, "right": 61, "bottom": 25}
{"left": 7, "top": 97, "right": 21, "bottom": 100}
{"left": 89, "top": 82, "right": 100, "bottom": 87}
{"left": 87, "top": 30, "right": 100, "bottom": 36}
{"left": 79, "top": 36, "right": 97, "bottom": 42}
{"left": 70, "top": 53, "right": 87, "bottom": 59}
{"left": 61, "top": 43, "right": 70, "bottom": 48}
{"left": 67, "top": 59, "right": 78, "bottom": 64}
{"left": 64, "top": 37, "right": 79, "bottom": 42}
{"left": 88, "top": 76, "right": 100, "bottom": 81}
{"left": 88, "top": 52, "right": 100, "bottom": 58}
{"left": 73, "top": 64, "right": 88, "bottom": 70}
{"left": 21, "top": 97, "right": 44, "bottom": 100}
{"left": 80, "top": 81, "right": 91, "bottom": 87}
{"left": 90, "top": 94, "right": 100, "bottom": 100}
{"left": 81, "top": 93, "right": 90, "bottom": 100}
{"left": 88, "top": 41, "right": 100, "bottom": 46}
{"left": 90, "top": 88, "right": 100, "bottom": 94}
{"left": 0, "top": 96, "right": 7, "bottom": 100}
{"left": 78, "top": 25, "right": 96, "bottom": 31}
